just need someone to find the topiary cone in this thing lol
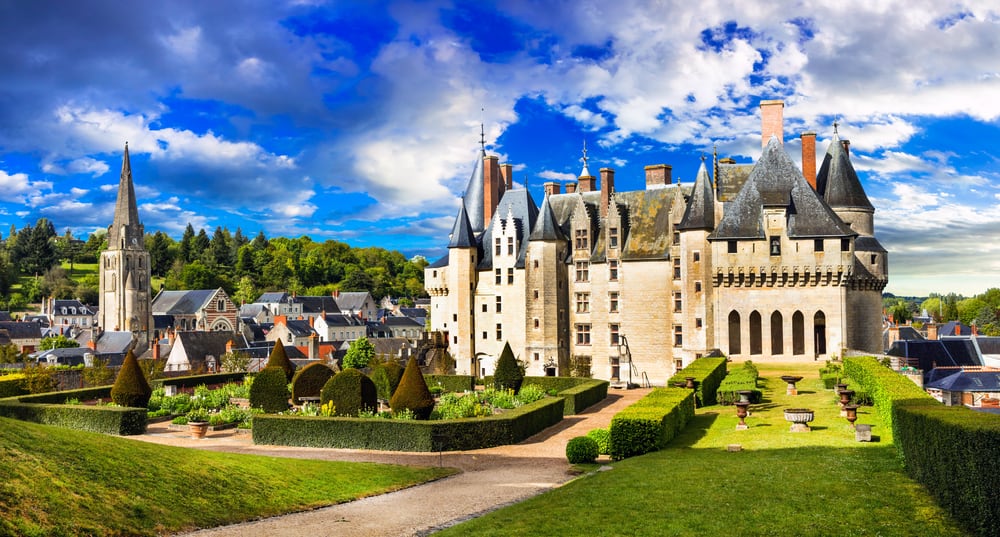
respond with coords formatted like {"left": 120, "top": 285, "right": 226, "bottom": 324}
{"left": 390, "top": 356, "right": 434, "bottom": 420}
{"left": 111, "top": 349, "right": 152, "bottom": 408}
{"left": 493, "top": 342, "right": 524, "bottom": 394}
{"left": 266, "top": 339, "right": 296, "bottom": 382}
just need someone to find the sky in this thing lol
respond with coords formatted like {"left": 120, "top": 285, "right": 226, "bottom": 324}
{"left": 0, "top": 1, "right": 999, "bottom": 297}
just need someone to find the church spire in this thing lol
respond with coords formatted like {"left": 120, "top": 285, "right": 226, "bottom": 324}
{"left": 108, "top": 142, "right": 144, "bottom": 250}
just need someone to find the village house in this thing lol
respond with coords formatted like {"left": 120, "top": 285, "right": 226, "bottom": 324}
{"left": 152, "top": 288, "right": 239, "bottom": 333}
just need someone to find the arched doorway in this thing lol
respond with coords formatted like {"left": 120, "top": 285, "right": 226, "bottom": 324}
{"left": 792, "top": 311, "right": 805, "bottom": 355}
{"left": 749, "top": 311, "right": 762, "bottom": 355}
{"left": 771, "top": 311, "right": 783, "bottom": 355}
{"left": 728, "top": 311, "right": 741, "bottom": 355}
{"left": 814, "top": 311, "right": 827, "bottom": 356}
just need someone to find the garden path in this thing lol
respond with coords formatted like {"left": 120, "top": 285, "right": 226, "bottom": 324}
{"left": 131, "top": 387, "right": 650, "bottom": 537}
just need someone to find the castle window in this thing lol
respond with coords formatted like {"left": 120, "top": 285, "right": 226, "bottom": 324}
{"left": 496, "top": 296, "right": 502, "bottom": 313}
{"left": 496, "top": 323, "right": 502, "bottom": 340}
{"left": 507, "top": 237, "right": 514, "bottom": 255}
{"left": 576, "top": 293, "right": 590, "bottom": 313}
{"left": 453, "top": 314, "right": 457, "bottom": 322}
{"left": 533, "top": 260, "right": 538, "bottom": 269}
{"left": 841, "top": 238, "right": 851, "bottom": 252}
{"left": 575, "top": 229, "right": 589, "bottom": 250}
{"left": 609, "top": 292, "right": 619, "bottom": 313}
{"left": 610, "top": 323, "right": 620, "bottom": 345}
{"left": 433, "top": 270, "right": 437, "bottom": 278}
{"left": 673, "top": 231, "right": 680, "bottom": 245}
{"left": 693, "top": 251, "right": 701, "bottom": 262}
{"left": 609, "top": 260, "right": 619, "bottom": 281}
{"left": 534, "top": 352, "right": 539, "bottom": 361}
{"left": 674, "top": 292, "right": 682, "bottom": 312}
{"left": 507, "top": 268, "right": 514, "bottom": 284}
{"left": 575, "top": 261, "right": 589, "bottom": 282}
{"left": 609, "top": 228, "right": 619, "bottom": 249}
{"left": 482, "top": 303, "right": 488, "bottom": 313}
{"left": 674, "top": 325, "right": 683, "bottom": 347}
{"left": 495, "top": 269, "right": 502, "bottom": 285}
{"left": 534, "top": 318, "right": 539, "bottom": 329}
{"left": 871, "top": 254, "right": 877, "bottom": 265}
{"left": 695, "top": 281, "right": 702, "bottom": 293}
{"left": 495, "top": 238, "right": 501, "bottom": 256}
{"left": 534, "top": 289, "right": 539, "bottom": 300}
{"left": 696, "top": 318, "right": 703, "bottom": 328}
{"left": 673, "top": 258, "right": 681, "bottom": 279}
{"left": 769, "top": 236, "right": 781, "bottom": 256}
{"left": 483, "top": 331, "right": 487, "bottom": 340}
{"left": 814, "top": 239, "right": 824, "bottom": 252}
{"left": 575, "top": 324, "right": 591, "bottom": 345}
{"left": 728, "top": 241, "right": 737, "bottom": 254}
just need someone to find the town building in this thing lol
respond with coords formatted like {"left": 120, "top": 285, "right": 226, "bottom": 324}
{"left": 426, "top": 100, "right": 888, "bottom": 382}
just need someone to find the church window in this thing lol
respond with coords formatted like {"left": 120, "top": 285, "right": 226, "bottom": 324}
{"left": 495, "top": 238, "right": 501, "bottom": 256}
{"left": 609, "top": 228, "right": 619, "bottom": 248}
{"left": 507, "top": 237, "right": 514, "bottom": 255}
{"left": 769, "top": 236, "right": 781, "bottom": 256}
{"left": 609, "top": 292, "right": 619, "bottom": 312}
{"left": 814, "top": 239, "right": 824, "bottom": 252}
{"left": 575, "top": 324, "right": 591, "bottom": 345}
{"left": 575, "top": 262, "right": 589, "bottom": 282}
{"left": 507, "top": 268, "right": 514, "bottom": 284}
{"left": 576, "top": 293, "right": 590, "bottom": 313}
{"left": 609, "top": 260, "right": 619, "bottom": 280}
{"left": 728, "top": 241, "right": 737, "bottom": 254}
{"left": 495, "top": 269, "right": 502, "bottom": 285}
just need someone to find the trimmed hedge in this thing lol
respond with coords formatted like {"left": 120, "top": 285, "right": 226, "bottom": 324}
{"left": 153, "top": 372, "right": 246, "bottom": 390}
{"left": 424, "top": 374, "right": 475, "bottom": 393}
{"left": 321, "top": 368, "right": 377, "bottom": 417}
{"left": 253, "top": 396, "right": 565, "bottom": 451}
{"left": 265, "top": 339, "right": 297, "bottom": 382}
{"left": 586, "top": 427, "right": 610, "bottom": 455}
{"left": 566, "top": 436, "right": 599, "bottom": 464}
{"left": 0, "top": 402, "right": 147, "bottom": 435}
{"left": 609, "top": 387, "right": 695, "bottom": 460}
{"left": 668, "top": 357, "right": 727, "bottom": 406}
{"left": 845, "top": 356, "right": 1000, "bottom": 537}
{"left": 0, "top": 375, "right": 27, "bottom": 398}
{"left": 370, "top": 362, "right": 405, "bottom": 401}
{"left": 110, "top": 350, "right": 152, "bottom": 408}
{"left": 522, "top": 377, "right": 608, "bottom": 415}
{"left": 249, "top": 367, "right": 291, "bottom": 414}
{"left": 716, "top": 362, "right": 762, "bottom": 405}
{"left": 12, "top": 386, "right": 113, "bottom": 404}
{"left": 838, "top": 376, "right": 873, "bottom": 406}
{"left": 493, "top": 342, "right": 524, "bottom": 393}
{"left": 390, "top": 357, "right": 434, "bottom": 420}
{"left": 290, "top": 362, "right": 335, "bottom": 404}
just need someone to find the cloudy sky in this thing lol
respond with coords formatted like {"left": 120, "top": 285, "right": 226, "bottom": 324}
{"left": 1, "top": 1, "right": 998, "bottom": 296}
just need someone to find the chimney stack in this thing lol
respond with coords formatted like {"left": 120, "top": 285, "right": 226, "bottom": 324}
{"left": 644, "top": 164, "right": 672, "bottom": 189}
{"left": 927, "top": 323, "right": 938, "bottom": 341}
{"left": 600, "top": 168, "right": 615, "bottom": 217}
{"left": 760, "top": 100, "right": 785, "bottom": 148}
{"left": 483, "top": 156, "right": 502, "bottom": 226}
{"left": 543, "top": 182, "right": 561, "bottom": 196}
{"left": 578, "top": 174, "right": 596, "bottom": 192}
{"left": 153, "top": 340, "right": 160, "bottom": 360}
{"left": 800, "top": 132, "right": 817, "bottom": 190}
{"left": 501, "top": 163, "right": 513, "bottom": 190}
{"left": 566, "top": 182, "right": 578, "bottom": 194}
{"left": 956, "top": 324, "right": 962, "bottom": 336}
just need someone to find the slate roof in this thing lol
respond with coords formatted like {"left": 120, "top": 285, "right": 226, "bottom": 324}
{"left": 152, "top": 289, "right": 217, "bottom": 315}
{"left": 297, "top": 296, "right": 340, "bottom": 315}
{"left": 939, "top": 321, "right": 971, "bottom": 337}
{"left": 529, "top": 195, "right": 566, "bottom": 241}
{"left": 816, "top": 132, "right": 874, "bottom": 211}
{"left": 383, "top": 316, "right": 424, "bottom": 328}
{"left": 0, "top": 321, "right": 42, "bottom": 340}
{"left": 0, "top": 311, "right": 11, "bottom": 322}
{"left": 371, "top": 337, "right": 415, "bottom": 356}
{"left": 335, "top": 292, "right": 374, "bottom": 312}
{"left": 175, "top": 331, "right": 237, "bottom": 362}
{"left": 399, "top": 308, "right": 427, "bottom": 319}
{"left": 677, "top": 161, "right": 716, "bottom": 231}
{"left": 257, "top": 292, "right": 292, "bottom": 303}
{"left": 887, "top": 338, "right": 983, "bottom": 370}
{"left": 925, "top": 370, "right": 1000, "bottom": 392}
{"left": 615, "top": 188, "right": 679, "bottom": 260}
{"left": 107, "top": 143, "right": 144, "bottom": 250}
{"left": 322, "top": 314, "right": 366, "bottom": 327}
{"left": 96, "top": 331, "right": 134, "bottom": 354}
{"left": 281, "top": 319, "right": 315, "bottom": 337}
{"left": 427, "top": 252, "right": 450, "bottom": 269}
{"left": 52, "top": 300, "right": 95, "bottom": 316}
{"left": 448, "top": 202, "right": 476, "bottom": 248}
{"left": 711, "top": 137, "right": 855, "bottom": 241}
{"left": 715, "top": 161, "right": 753, "bottom": 202}
{"left": 239, "top": 304, "right": 270, "bottom": 318}
{"left": 477, "top": 189, "right": 539, "bottom": 270}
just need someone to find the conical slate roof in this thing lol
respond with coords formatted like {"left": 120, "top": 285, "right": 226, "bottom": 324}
{"left": 448, "top": 201, "right": 476, "bottom": 248}
{"left": 529, "top": 195, "right": 566, "bottom": 241}
{"left": 711, "top": 136, "right": 854, "bottom": 240}
{"left": 462, "top": 149, "right": 486, "bottom": 234}
{"left": 107, "top": 143, "right": 144, "bottom": 249}
{"left": 815, "top": 132, "right": 874, "bottom": 211}
{"left": 677, "top": 160, "right": 715, "bottom": 231}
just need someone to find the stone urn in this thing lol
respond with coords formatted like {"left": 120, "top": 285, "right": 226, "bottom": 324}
{"left": 685, "top": 377, "right": 697, "bottom": 389}
{"left": 738, "top": 390, "right": 754, "bottom": 404}
{"left": 835, "top": 382, "right": 848, "bottom": 393}
{"left": 735, "top": 401, "right": 751, "bottom": 430}
{"left": 189, "top": 421, "right": 209, "bottom": 439}
{"left": 784, "top": 408, "right": 814, "bottom": 432}
{"left": 838, "top": 389, "right": 855, "bottom": 416}
{"left": 844, "top": 404, "right": 859, "bottom": 429}
{"left": 781, "top": 375, "right": 804, "bottom": 396}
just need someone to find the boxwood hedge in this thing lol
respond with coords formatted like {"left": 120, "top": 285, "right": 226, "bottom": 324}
{"left": 522, "top": 377, "right": 609, "bottom": 415}
{"left": 152, "top": 372, "right": 246, "bottom": 390}
{"left": 608, "top": 387, "right": 695, "bottom": 460}
{"left": 423, "top": 374, "right": 475, "bottom": 393}
{"left": 668, "top": 357, "right": 727, "bottom": 406}
{"left": 253, "top": 396, "right": 565, "bottom": 451}
{"left": 0, "top": 386, "right": 147, "bottom": 435}
{"left": 716, "top": 362, "right": 762, "bottom": 405}
{"left": 0, "top": 375, "right": 27, "bottom": 398}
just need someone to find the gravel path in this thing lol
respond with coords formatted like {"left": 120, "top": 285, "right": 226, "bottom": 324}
{"left": 128, "top": 388, "right": 650, "bottom": 537}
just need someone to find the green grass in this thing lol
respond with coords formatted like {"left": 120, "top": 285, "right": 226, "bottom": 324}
{"left": 438, "top": 363, "right": 965, "bottom": 537}
{"left": 0, "top": 417, "right": 455, "bottom": 536}
{"left": 60, "top": 261, "right": 98, "bottom": 281}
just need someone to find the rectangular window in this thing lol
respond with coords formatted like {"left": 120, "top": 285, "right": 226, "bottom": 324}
{"left": 728, "top": 240, "right": 738, "bottom": 254}
{"left": 483, "top": 331, "right": 487, "bottom": 340}
{"left": 674, "top": 325, "right": 683, "bottom": 347}
{"left": 507, "top": 237, "right": 514, "bottom": 255}
{"left": 673, "top": 258, "right": 681, "bottom": 279}
{"left": 575, "top": 261, "right": 589, "bottom": 282}
{"left": 769, "top": 236, "right": 781, "bottom": 256}
{"left": 696, "top": 318, "right": 703, "bottom": 328}
{"left": 575, "top": 323, "right": 591, "bottom": 345}
{"left": 693, "top": 251, "right": 701, "bottom": 262}
{"left": 496, "top": 323, "right": 502, "bottom": 340}
{"left": 432, "top": 270, "right": 437, "bottom": 278}
{"left": 674, "top": 292, "right": 682, "bottom": 312}
{"left": 609, "top": 260, "right": 619, "bottom": 281}
{"left": 533, "top": 352, "right": 539, "bottom": 361}
{"left": 453, "top": 314, "right": 457, "bottom": 322}
{"left": 871, "top": 254, "right": 877, "bottom": 265}
{"left": 495, "top": 237, "right": 501, "bottom": 256}
{"left": 842, "top": 238, "right": 851, "bottom": 252}
{"left": 673, "top": 231, "right": 680, "bottom": 245}
{"left": 495, "top": 268, "right": 501, "bottom": 284}
{"left": 576, "top": 293, "right": 590, "bottom": 313}
{"left": 533, "top": 289, "right": 539, "bottom": 300}
{"left": 533, "top": 318, "right": 539, "bottom": 329}
{"left": 507, "top": 268, "right": 514, "bottom": 284}
{"left": 814, "top": 239, "right": 824, "bottom": 252}
{"left": 609, "top": 227, "right": 619, "bottom": 248}
{"left": 496, "top": 296, "right": 502, "bottom": 313}
{"left": 533, "top": 260, "right": 538, "bottom": 268}
{"left": 695, "top": 281, "right": 702, "bottom": 293}
{"left": 609, "top": 291, "right": 619, "bottom": 313}
{"left": 482, "top": 303, "right": 488, "bottom": 313}
{"left": 610, "top": 323, "right": 620, "bottom": 345}
{"left": 217, "top": 299, "right": 225, "bottom": 311}
{"left": 575, "top": 229, "right": 589, "bottom": 250}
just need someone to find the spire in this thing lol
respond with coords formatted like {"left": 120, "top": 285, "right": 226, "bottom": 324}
{"left": 529, "top": 194, "right": 565, "bottom": 241}
{"left": 580, "top": 140, "right": 591, "bottom": 177}
{"left": 677, "top": 160, "right": 716, "bottom": 231}
{"left": 448, "top": 199, "right": 476, "bottom": 248}
{"left": 815, "top": 125, "right": 874, "bottom": 211}
{"left": 107, "top": 142, "right": 144, "bottom": 250}
{"left": 461, "top": 124, "right": 487, "bottom": 234}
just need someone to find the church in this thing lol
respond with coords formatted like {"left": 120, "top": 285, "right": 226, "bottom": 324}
{"left": 425, "top": 100, "right": 888, "bottom": 383}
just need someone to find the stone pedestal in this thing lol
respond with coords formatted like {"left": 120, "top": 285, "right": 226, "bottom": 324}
{"left": 855, "top": 424, "right": 872, "bottom": 442}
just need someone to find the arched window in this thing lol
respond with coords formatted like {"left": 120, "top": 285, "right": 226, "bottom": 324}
{"left": 814, "top": 311, "right": 827, "bottom": 355}
{"left": 771, "top": 311, "right": 783, "bottom": 355}
{"left": 792, "top": 311, "right": 805, "bottom": 355}
{"left": 749, "top": 311, "right": 762, "bottom": 355}
{"left": 728, "top": 311, "right": 741, "bottom": 355}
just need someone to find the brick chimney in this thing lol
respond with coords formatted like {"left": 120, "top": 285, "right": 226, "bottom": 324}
{"left": 644, "top": 164, "right": 671, "bottom": 189}
{"left": 152, "top": 340, "right": 160, "bottom": 360}
{"left": 309, "top": 315, "right": 315, "bottom": 327}
{"left": 760, "top": 100, "right": 784, "bottom": 148}
{"left": 972, "top": 324, "right": 979, "bottom": 337}
{"left": 543, "top": 182, "right": 561, "bottom": 196}
{"left": 600, "top": 168, "right": 615, "bottom": 217}
{"left": 927, "top": 323, "right": 938, "bottom": 341}
{"left": 566, "top": 182, "right": 578, "bottom": 194}
{"left": 956, "top": 324, "right": 962, "bottom": 336}
{"left": 501, "top": 163, "right": 513, "bottom": 190}
{"left": 578, "top": 175, "right": 596, "bottom": 192}
{"left": 483, "top": 155, "right": 502, "bottom": 226}
{"left": 800, "top": 132, "right": 817, "bottom": 189}
{"left": 309, "top": 333, "right": 318, "bottom": 360}
{"left": 841, "top": 139, "right": 850, "bottom": 157}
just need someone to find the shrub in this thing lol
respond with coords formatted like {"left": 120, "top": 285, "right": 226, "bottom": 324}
{"left": 493, "top": 342, "right": 524, "bottom": 393}
{"left": 371, "top": 361, "right": 405, "bottom": 400}
{"left": 0, "top": 374, "right": 27, "bottom": 398}
{"left": 566, "top": 436, "right": 599, "bottom": 464}
{"left": 320, "top": 368, "right": 377, "bottom": 417}
{"left": 423, "top": 374, "right": 475, "bottom": 393}
{"left": 343, "top": 337, "right": 376, "bottom": 369}
{"left": 522, "top": 377, "right": 609, "bottom": 415}
{"left": 290, "top": 362, "right": 335, "bottom": 404}
{"left": 586, "top": 428, "right": 611, "bottom": 455}
{"left": 609, "top": 387, "right": 695, "bottom": 460}
{"left": 249, "top": 367, "right": 291, "bottom": 414}
{"left": 716, "top": 362, "right": 762, "bottom": 405}
{"left": 390, "top": 357, "right": 435, "bottom": 420}
{"left": 110, "top": 350, "right": 152, "bottom": 408}
{"left": 668, "top": 357, "right": 727, "bottom": 406}
{"left": 265, "top": 339, "right": 296, "bottom": 382}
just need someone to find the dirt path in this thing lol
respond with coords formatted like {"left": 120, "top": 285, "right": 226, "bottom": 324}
{"left": 129, "top": 388, "right": 650, "bottom": 537}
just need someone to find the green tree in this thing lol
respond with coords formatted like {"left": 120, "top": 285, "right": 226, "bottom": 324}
{"left": 148, "top": 231, "right": 173, "bottom": 276}
{"left": 40, "top": 266, "right": 75, "bottom": 299}
{"left": 83, "top": 356, "right": 115, "bottom": 386}
{"left": 220, "top": 351, "right": 252, "bottom": 373}
{"left": 178, "top": 223, "right": 196, "bottom": 263}
{"left": 192, "top": 228, "right": 210, "bottom": 257}
{"left": 39, "top": 334, "right": 80, "bottom": 350}
{"left": 265, "top": 339, "right": 296, "bottom": 381}
{"left": 493, "top": 342, "right": 524, "bottom": 393}
{"left": 957, "top": 298, "right": 987, "bottom": 326}
{"left": 343, "top": 336, "right": 376, "bottom": 369}
{"left": 232, "top": 275, "right": 257, "bottom": 306}
{"left": 110, "top": 349, "right": 152, "bottom": 407}
{"left": 179, "top": 260, "right": 217, "bottom": 290}
{"left": 887, "top": 299, "right": 912, "bottom": 325}
{"left": 210, "top": 226, "right": 234, "bottom": 267}
{"left": 0, "top": 343, "right": 24, "bottom": 364}
{"left": 21, "top": 218, "right": 58, "bottom": 275}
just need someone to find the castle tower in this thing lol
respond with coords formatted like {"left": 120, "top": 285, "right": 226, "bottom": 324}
{"left": 99, "top": 143, "right": 153, "bottom": 351}
{"left": 525, "top": 195, "right": 569, "bottom": 376}
{"left": 444, "top": 201, "right": 478, "bottom": 375}
{"left": 677, "top": 159, "right": 717, "bottom": 365}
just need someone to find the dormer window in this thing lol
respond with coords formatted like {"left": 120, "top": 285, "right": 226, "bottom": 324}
{"left": 507, "top": 237, "right": 514, "bottom": 255}
{"left": 609, "top": 227, "right": 619, "bottom": 249}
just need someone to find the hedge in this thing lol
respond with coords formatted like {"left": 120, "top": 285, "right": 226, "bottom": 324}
{"left": 153, "top": 372, "right": 247, "bottom": 390}
{"left": 0, "top": 375, "right": 27, "bottom": 399}
{"left": 12, "top": 385, "right": 113, "bottom": 404}
{"left": 844, "top": 356, "right": 1000, "bottom": 537}
{"left": 523, "top": 377, "right": 609, "bottom": 415}
{"left": 290, "top": 362, "right": 335, "bottom": 404}
{"left": 0, "top": 386, "right": 147, "bottom": 435}
{"left": 608, "top": 387, "right": 695, "bottom": 460}
{"left": 668, "top": 357, "right": 727, "bottom": 406}
{"left": 423, "top": 374, "right": 475, "bottom": 393}
{"left": 716, "top": 362, "right": 762, "bottom": 405}
{"left": 253, "top": 396, "right": 565, "bottom": 451}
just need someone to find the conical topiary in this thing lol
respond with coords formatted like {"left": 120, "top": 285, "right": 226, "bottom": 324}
{"left": 319, "top": 368, "right": 377, "bottom": 417}
{"left": 493, "top": 342, "right": 524, "bottom": 394}
{"left": 370, "top": 361, "right": 404, "bottom": 401}
{"left": 265, "top": 339, "right": 296, "bottom": 382}
{"left": 110, "top": 349, "right": 152, "bottom": 408}
{"left": 249, "top": 366, "right": 291, "bottom": 413}
{"left": 389, "top": 356, "right": 435, "bottom": 420}
{"left": 290, "top": 362, "right": 335, "bottom": 404}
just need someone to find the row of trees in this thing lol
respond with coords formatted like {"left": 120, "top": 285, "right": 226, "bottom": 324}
{"left": 0, "top": 219, "right": 430, "bottom": 309}
{"left": 885, "top": 288, "right": 1000, "bottom": 336}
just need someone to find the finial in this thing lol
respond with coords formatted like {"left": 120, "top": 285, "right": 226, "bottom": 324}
{"left": 833, "top": 121, "right": 839, "bottom": 135}
{"left": 580, "top": 139, "right": 591, "bottom": 177}
{"left": 479, "top": 122, "right": 485, "bottom": 152}
{"left": 701, "top": 153, "right": 706, "bottom": 162}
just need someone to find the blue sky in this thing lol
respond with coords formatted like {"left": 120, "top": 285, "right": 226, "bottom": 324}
{"left": 1, "top": 1, "right": 999, "bottom": 297}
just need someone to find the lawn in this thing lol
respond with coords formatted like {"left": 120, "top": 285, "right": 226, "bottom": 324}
{"left": 437, "top": 363, "right": 965, "bottom": 537}
{"left": 0, "top": 417, "right": 455, "bottom": 536}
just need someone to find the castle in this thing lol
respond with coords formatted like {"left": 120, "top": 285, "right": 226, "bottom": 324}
{"left": 425, "top": 100, "right": 888, "bottom": 383}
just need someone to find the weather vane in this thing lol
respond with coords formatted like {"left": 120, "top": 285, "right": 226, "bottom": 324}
{"left": 580, "top": 139, "right": 591, "bottom": 176}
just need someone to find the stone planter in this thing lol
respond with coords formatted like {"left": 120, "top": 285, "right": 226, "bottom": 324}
{"left": 189, "top": 421, "right": 209, "bottom": 439}
{"left": 735, "top": 401, "right": 751, "bottom": 430}
{"left": 844, "top": 404, "right": 859, "bottom": 429}
{"left": 738, "top": 390, "right": 753, "bottom": 404}
{"left": 784, "top": 408, "right": 814, "bottom": 432}
{"left": 838, "top": 390, "right": 854, "bottom": 416}
{"left": 684, "top": 377, "right": 697, "bottom": 389}
{"left": 781, "top": 375, "right": 804, "bottom": 396}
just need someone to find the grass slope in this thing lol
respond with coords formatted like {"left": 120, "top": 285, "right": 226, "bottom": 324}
{"left": 438, "top": 363, "right": 964, "bottom": 537}
{"left": 0, "top": 418, "right": 455, "bottom": 536}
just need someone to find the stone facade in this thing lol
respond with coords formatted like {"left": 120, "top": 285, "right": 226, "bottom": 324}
{"left": 426, "top": 100, "right": 888, "bottom": 383}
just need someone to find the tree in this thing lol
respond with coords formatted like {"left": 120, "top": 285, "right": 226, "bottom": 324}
{"left": 20, "top": 218, "right": 58, "bottom": 275}
{"left": 179, "top": 223, "right": 196, "bottom": 263}
{"left": 957, "top": 298, "right": 987, "bottom": 326}
{"left": 39, "top": 334, "right": 80, "bottom": 350}
{"left": 232, "top": 275, "right": 257, "bottom": 306}
{"left": 343, "top": 336, "right": 376, "bottom": 369}
{"left": 210, "top": 226, "right": 234, "bottom": 267}
{"left": 110, "top": 350, "right": 152, "bottom": 408}
{"left": 148, "top": 231, "right": 173, "bottom": 276}
{"left": 192, "top": 228, "right": 210, "bottom": 257}
{"left": 265, "top": 339, "right": 296, "bottom": 381}
{"left": 83, "top": 356, "right": 114, "bottom": 387}
{"left": 887, "top": 299, "right": 912, "bottom": 325}
{"left": 389, "top": 356, "right": 434, "bottom": 419}
{"left": 493, "top": 342, "right": 524, "bottom": 393}
{"left": 220, "top": 351, "right": 252, "bottom": 373}
{"left": 341, "top": 268, "right": 375, "bottom": 293}
{"left": 0, "top": 343, "right": 24, "bottom": 364}
{"left": 40, "top": 266, "right": 75, "bottom": 299}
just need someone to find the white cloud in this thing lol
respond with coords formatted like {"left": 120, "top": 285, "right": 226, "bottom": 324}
{"left": 0, "top": 169, "right": 52, "bottom": 203}
{"left": 163, "top": 26, "right": 203, "bottom": 61}
{"left": 538, "top": 170, "right": 576, "bottom": 181}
